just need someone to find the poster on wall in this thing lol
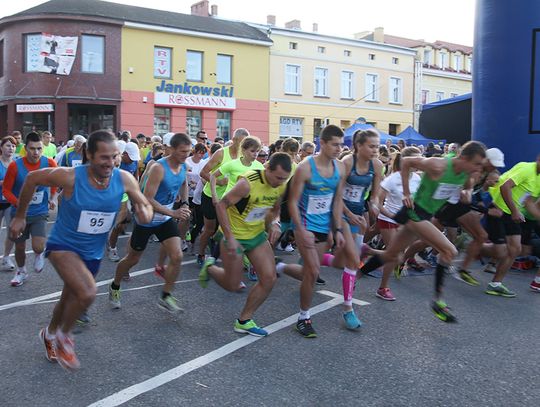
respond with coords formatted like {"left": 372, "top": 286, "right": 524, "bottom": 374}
{"left": 36, "top": 33, "right": 78, "bottom": 75}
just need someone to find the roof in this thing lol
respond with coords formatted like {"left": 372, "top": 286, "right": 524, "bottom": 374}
{"left": 359, "top": 32, "right": 472, "bottom": 55}
{"left": 3, "top": 0, "right": 272, "bottom": 44}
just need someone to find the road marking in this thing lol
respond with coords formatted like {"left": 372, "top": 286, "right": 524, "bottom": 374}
{"left": 0, "top": 259, "right": 196, "bottom": 312}
{"left": 88, "top": 290, "right": 369, "bottom": 407}
{"left": 317, "top": 289, "right": 371, "bottom": 306}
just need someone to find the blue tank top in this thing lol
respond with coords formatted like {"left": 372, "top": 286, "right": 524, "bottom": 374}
{"left": 47, "top": 165, "right": 124, "bottom": 260}
{"left": 120, "top": 160, "right": 138, "bottom": 175}
{"left": 63, "top": 149, "right": 83, "bottom": 167}
{"left": 0, "top": 160, "right": 10, "bottom": 204}
{"left": 11, "top": 157, "right": 51, "bottom": 217}
{"left": 139, "top": 157, "right": 187, "bottom": 227}
{"left": 298, "top": 156, "right": 340, "bottom": 233}
{"left": 343, "top": 157, "right": 374, "bottom": 215}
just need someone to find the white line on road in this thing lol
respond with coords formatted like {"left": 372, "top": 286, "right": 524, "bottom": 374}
{"left": 88, "top": 291, "right": 369, "bottom": 407}
{"left": 317, "top": 289, "right": 371, "bottom": 306}
{"left": 0, "top": 259, "right": 196, "bottom": 312}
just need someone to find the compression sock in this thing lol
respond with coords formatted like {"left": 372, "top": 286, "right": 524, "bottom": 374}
{"left": 342, "top": 268, "right": 357, "bottom": 306}
{"left": 322, "top": 253, "right": 334, "bottom": 267}
{"left": 360, "top": 255, "right": 383, "bottom": 275}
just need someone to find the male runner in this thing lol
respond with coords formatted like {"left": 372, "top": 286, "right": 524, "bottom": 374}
{"left": 109, "top": 133, "right": 191, "bottom": 312}
{"left": 10, "top": 129, "right": 152, "bottom": 371}
{"left": 60, "top": 135, "right": 86, "bottom": 167}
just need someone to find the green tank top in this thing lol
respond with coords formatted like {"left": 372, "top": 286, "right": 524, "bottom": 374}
{"left": 203, "top": 146, "right": 232, "bottom": 199}
{"left": 414, "top": 158, "right": 467, "bottom": 214}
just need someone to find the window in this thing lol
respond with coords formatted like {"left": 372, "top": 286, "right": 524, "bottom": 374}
{"left": 365, "top": 73, "right": 379, "bottom": 101}
{"left": 439, "top": 52, "right": 447, "bottom": 69}
{"left": 317, "top": 46, "right": 326, "bottom": 54}
{"left": 186, "top": 109, "right": 202, "bottom": 137}
{"left": 341, "top": 71, "right": 354, "bottom": 99}
{"left": 186, "top": 50, "right": 203, "bottom": 81}
{"left": 344, "top": 49, "right": 351, "bottom": 57}
{"left": 25, "top": 33, "right": 42, "bottom": 72}
{"left": 81, "top": 35, "right": 105, "bottom": 73}
{"left": 423, "top": 49, "right": 432, "bottom": 65}
{"left": 289, "top": 42, "right": 297, "bottom": 50}
{"left": 450, "top": 93, "right": 458, "bottom": 98}
{"left": 154, "top": 47, "right": 172, "bottom": 78}
{"left": 421, "top": 89, "right": 430, "bottom": 104}
{"left": 285, "top": 64, "right": 301, "bottom": 94}
{"left": 217, "top": 111, "right": 231, "bottom": 141}
{"left": 0, "top": 39, "right": 3, "bottom": 77}
{"left": 314, "top": 67, "right": 328, "bottom": 97}
{"left": 436, "top": 91, "right": 445, "bottom": 101}
{"left": 454, "top": 55, "right": 462, "bottom": 71}
{"left": 368, "top": 53, "right": 376, "bottom": 61}
{"left": 154, "top": 108, "right": 170, "bottom": 136}
{"left": 389, "top": 77, "right": 402, "bottom": 104}
{"left": 389, "top": 123, "right": 400, "bottom": 136}
{"left": 217, "top": 54, "right": 232, "bottom": 84}
{"left": 313, "top": 118, "right": 323, "bottom": 138}
{"left": 392, "top": 57, "right": 399, "bottom": 65}
{"left": 467, "top": 57, "right": 473, "bottom": 73}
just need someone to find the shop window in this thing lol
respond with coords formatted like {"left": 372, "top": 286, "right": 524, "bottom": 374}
{"left": 186, "top": 109, "right": 202, "bottom": 137}
{"left": 186, "top": 50, "right": 203, "bottom": 81}
{"left": 216, "top": 54, "right": 232, "bottom": 84}
{"left": 154, "top": 107, "right": 171, "bottom": 136}
{"left": 25, "top": 33, "right": 42, "bottom": 72}
{"left": 280, "top": 116, "right": 303, "bottom": 139}
{"left": 81, "top": 35, "right": 105, "bottom": 74}
{"left": 217, "top": 111, "right": 231, "bottom": 141}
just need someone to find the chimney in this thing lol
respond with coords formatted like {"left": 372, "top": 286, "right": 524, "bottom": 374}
{"left": 285, "top": 19, "right": 301, "bottom": 30}
{"left": 210, "top": 4, "right": 218, "bottom": 16}
{"left": 267, "top": 15, "right": 276, "bottom": 26}
{"left": 191, "top": 0, "right": 210, "bottom": 17}
{"left": 373, "top": 26, "right": 384, "bottom": 42}
{"left": 312, "top": 23, "right": 318, "bottom": 33}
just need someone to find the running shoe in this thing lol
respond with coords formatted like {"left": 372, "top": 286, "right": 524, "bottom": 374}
{"left": 108, "top": 247, "right": 120, "bottom": 262}
{"left": 233, "top": 319, "right": 268, "bottom": 337}
{"left": 426, "top": 254, "right": 438, "bottom": 268}
{"left": 151, "top": 234, "right": 159, "bottom": 242}
{"left": 485, "top": 283, "right": 516, "bottom": 298}
{"left": 247, "top": 266, "right": 258, "bottom": 282}
{"left": 158, "top": 294, "right": 184, "bottom": 313}
{"left": 530, "top": 280, "right": 540, "bottom": 292}
{"left": 458, "top": 270, "right": 480, "bottom": 286}
{"left": 39, "top": 328, "right": 57, "bottom": 362}
{"left": 34, "top": 252, "right": 45, "bottom": 273}
{"left": 198, "top": 257, "right": 215, "bottom": 288}
{"left": 376, "top": 287, "right": 396, "bottom": 301}
{"left": 238, "top": 281, "right": 247, "bottom": 290}
{"left": 405, "top": 258, "right": 425, "bottom": 272}
{"left": 431, "top": 300, "right": 457, "bottom": 322}
{"left": 54, "top": 333, "right": 80, "bottom": 371}
{"left": 277, "top": 243, "right": 294, "bottom": 252}
{"left": 316, "top": 276, "right": 326, "bottom": 285}
{"left": 181, "top": 240, "right": 189, "bottom": 252}
{"left": 10, "top": 270, "right": 28, "bottom": 287}
{"left": 197, "top": 254, "right": 205, "bottom": 267}
{"left": 343, "top": 310, "right": 362, "bottom": 330}
{"left": 76, "top": 310, "right": 91, "bottom": 326}
{"left": 393, "top": 263, "right": 404, "bottom": 279}
{"left": 0, "top": 257, "right": 15, "bottom": 271}
{"left": 483, "top": 262, "right": 497, "bottom": 274}
{"left": 154, "top": 264, "right": 165, "bottom": 280}
{"left": 296, "top": 319, "right": 317, "bottom": 338}
{"left": 109, "top": 284, "right": 121, "bottom": 309}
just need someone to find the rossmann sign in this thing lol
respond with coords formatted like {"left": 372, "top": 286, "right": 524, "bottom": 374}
{"left": 154, "top": 81, "right": 235, "bottom": 110}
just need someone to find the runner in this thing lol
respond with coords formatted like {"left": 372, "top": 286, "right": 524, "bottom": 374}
{"left": 359, "top": 141, "right": 486, "bottom": 321}
{"left": 198, "top": 152, "right": 293, "bottom": 336}
{"left": 0, "top": 136, "right": 17, "bottom": 271}
{"left": 60, "top": 135, "right": 86, "bottom": 167}
{"left": 288, "top": 124, "right": 346, "bottom": 338}
{"left": 109, "top": 133, "right": 191, "bottom": 312}
{"left": 9, "top": 129, "right": 152, "bottom": 371}
{"left": 3, "top": 132, "right": 58, "bottom": 286}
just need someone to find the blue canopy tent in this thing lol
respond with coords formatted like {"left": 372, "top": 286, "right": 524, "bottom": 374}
{"left": 396, "top": 125, "right": 445, "bottom": 146}
{"left": 343, "top": 123, "right": 397, "bottom": 147}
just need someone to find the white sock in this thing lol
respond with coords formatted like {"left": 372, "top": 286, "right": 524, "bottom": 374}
{"left": 299, "top": 309, "right": 310, "bottom": 320}
{"left": 17, "top": 266, "right": 26, "bottom": 273}
{"left": 276, "top": 262, "right": 286, "bottom": 275}
{"left": 489, "top": 281, "right": 502, "bottom": 287}
{"left": 534, "top": 276, "right": 540, "bottom": 283}
{"left": 46, "top": 326, "right": 56, "bottom": 340}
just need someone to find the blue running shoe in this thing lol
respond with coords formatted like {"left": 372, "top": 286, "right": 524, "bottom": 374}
{"left": 233, "top": 319, "right": 268, "bottom": 337}
{"left": 343, "top": 310, "right": 362, "bottom": 330}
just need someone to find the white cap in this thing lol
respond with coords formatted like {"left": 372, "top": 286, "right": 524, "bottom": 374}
{"left": 163, "top": 132, "right": 175, "bottom": 147}
{"left": 124, "top": 142, "right": 141, "bottom": 161}
{"left": 116, "top": 140, "right": 127, "bottom": 154}
{"left": 151, "top": 135, "right": 162, "bottom": 143}
{"left": 486, "top": 148, "right": 505, "bottom": 167}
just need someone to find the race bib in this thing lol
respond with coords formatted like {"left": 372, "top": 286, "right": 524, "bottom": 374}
{"left": 307, "top": 194, "right": 333, "bottom": 215}
{"left": 432, "top": 183, "right": 462, "bottom": 203}
{"left": 31, "top": 191, "right": 44, "bottom": 205}
{"left": 77, "top": 210, "right": 115, "bottom": 234}
{"left": 71, "top": 159, "right": 83, "bottom": 167}
{"left": 153, "top": 202, "right": 174, "bottom": 222}
{"left": 244, "top": 206, "right": 271, "bottom": 222}
{"left": 343, "top": 183, "right": 365, "bottom": 203}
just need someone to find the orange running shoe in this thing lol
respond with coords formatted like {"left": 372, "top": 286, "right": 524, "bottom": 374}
{"left": 39, "top": 328, "right": 57, "bottom": 362}
{"left": 54, "top": 333, "right": 80, "bottom": 371}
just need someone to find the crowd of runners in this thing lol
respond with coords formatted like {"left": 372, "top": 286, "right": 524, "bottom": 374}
{"left": 1, "top": 125, "right": 540, "bottom": 371}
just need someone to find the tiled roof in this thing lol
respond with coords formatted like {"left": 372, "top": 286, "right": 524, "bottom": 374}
{"left": 361, "top": 32, "right": 473, "bottom": 55}
{"left": 3, "top": 0, "right": 272, "bottom": 43}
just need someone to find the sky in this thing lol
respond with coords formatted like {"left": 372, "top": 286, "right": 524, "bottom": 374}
{"left": 0, "top": 0, "right": 476, "bottom": 46}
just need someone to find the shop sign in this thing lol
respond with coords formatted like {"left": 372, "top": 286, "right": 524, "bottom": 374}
{"left": 280, "top": 116, "right": 303, "bottom": 137}
{"left": 154, "top": 92, "right": 235, "bottom": 110}
{"left": 156, "top": 80, "right": 234, "bottom": 97}
{"left": 16, "top": 104, "right": 55, "bottom": 113}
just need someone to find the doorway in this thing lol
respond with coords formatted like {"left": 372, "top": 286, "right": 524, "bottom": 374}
{"left": 68, "top": 104, "right": 116, "bottom": 137}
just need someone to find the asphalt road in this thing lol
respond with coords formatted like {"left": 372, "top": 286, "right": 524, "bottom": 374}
{"left": 1, "top": 221, "right": 539, "bottom": 407}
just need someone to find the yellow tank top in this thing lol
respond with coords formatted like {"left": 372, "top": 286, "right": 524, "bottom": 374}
{"left": 203, "top": 146, "right": 232, "bottom": 199}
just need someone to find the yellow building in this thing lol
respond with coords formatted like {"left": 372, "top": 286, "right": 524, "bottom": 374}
{"left": 255, "top": 21, "right": 417, "bottom": 143}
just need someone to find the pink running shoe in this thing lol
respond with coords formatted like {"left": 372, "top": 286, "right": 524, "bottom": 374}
{"left": 530, "top": 280, "right": 540, "bottom": 292}
{"left": 376, "top": 287, "right": 396, "bottom": 301}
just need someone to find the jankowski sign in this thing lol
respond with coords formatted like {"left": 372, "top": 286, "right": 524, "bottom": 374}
{"left": 154, "top": 80, "right": 235, "bottom": 110}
